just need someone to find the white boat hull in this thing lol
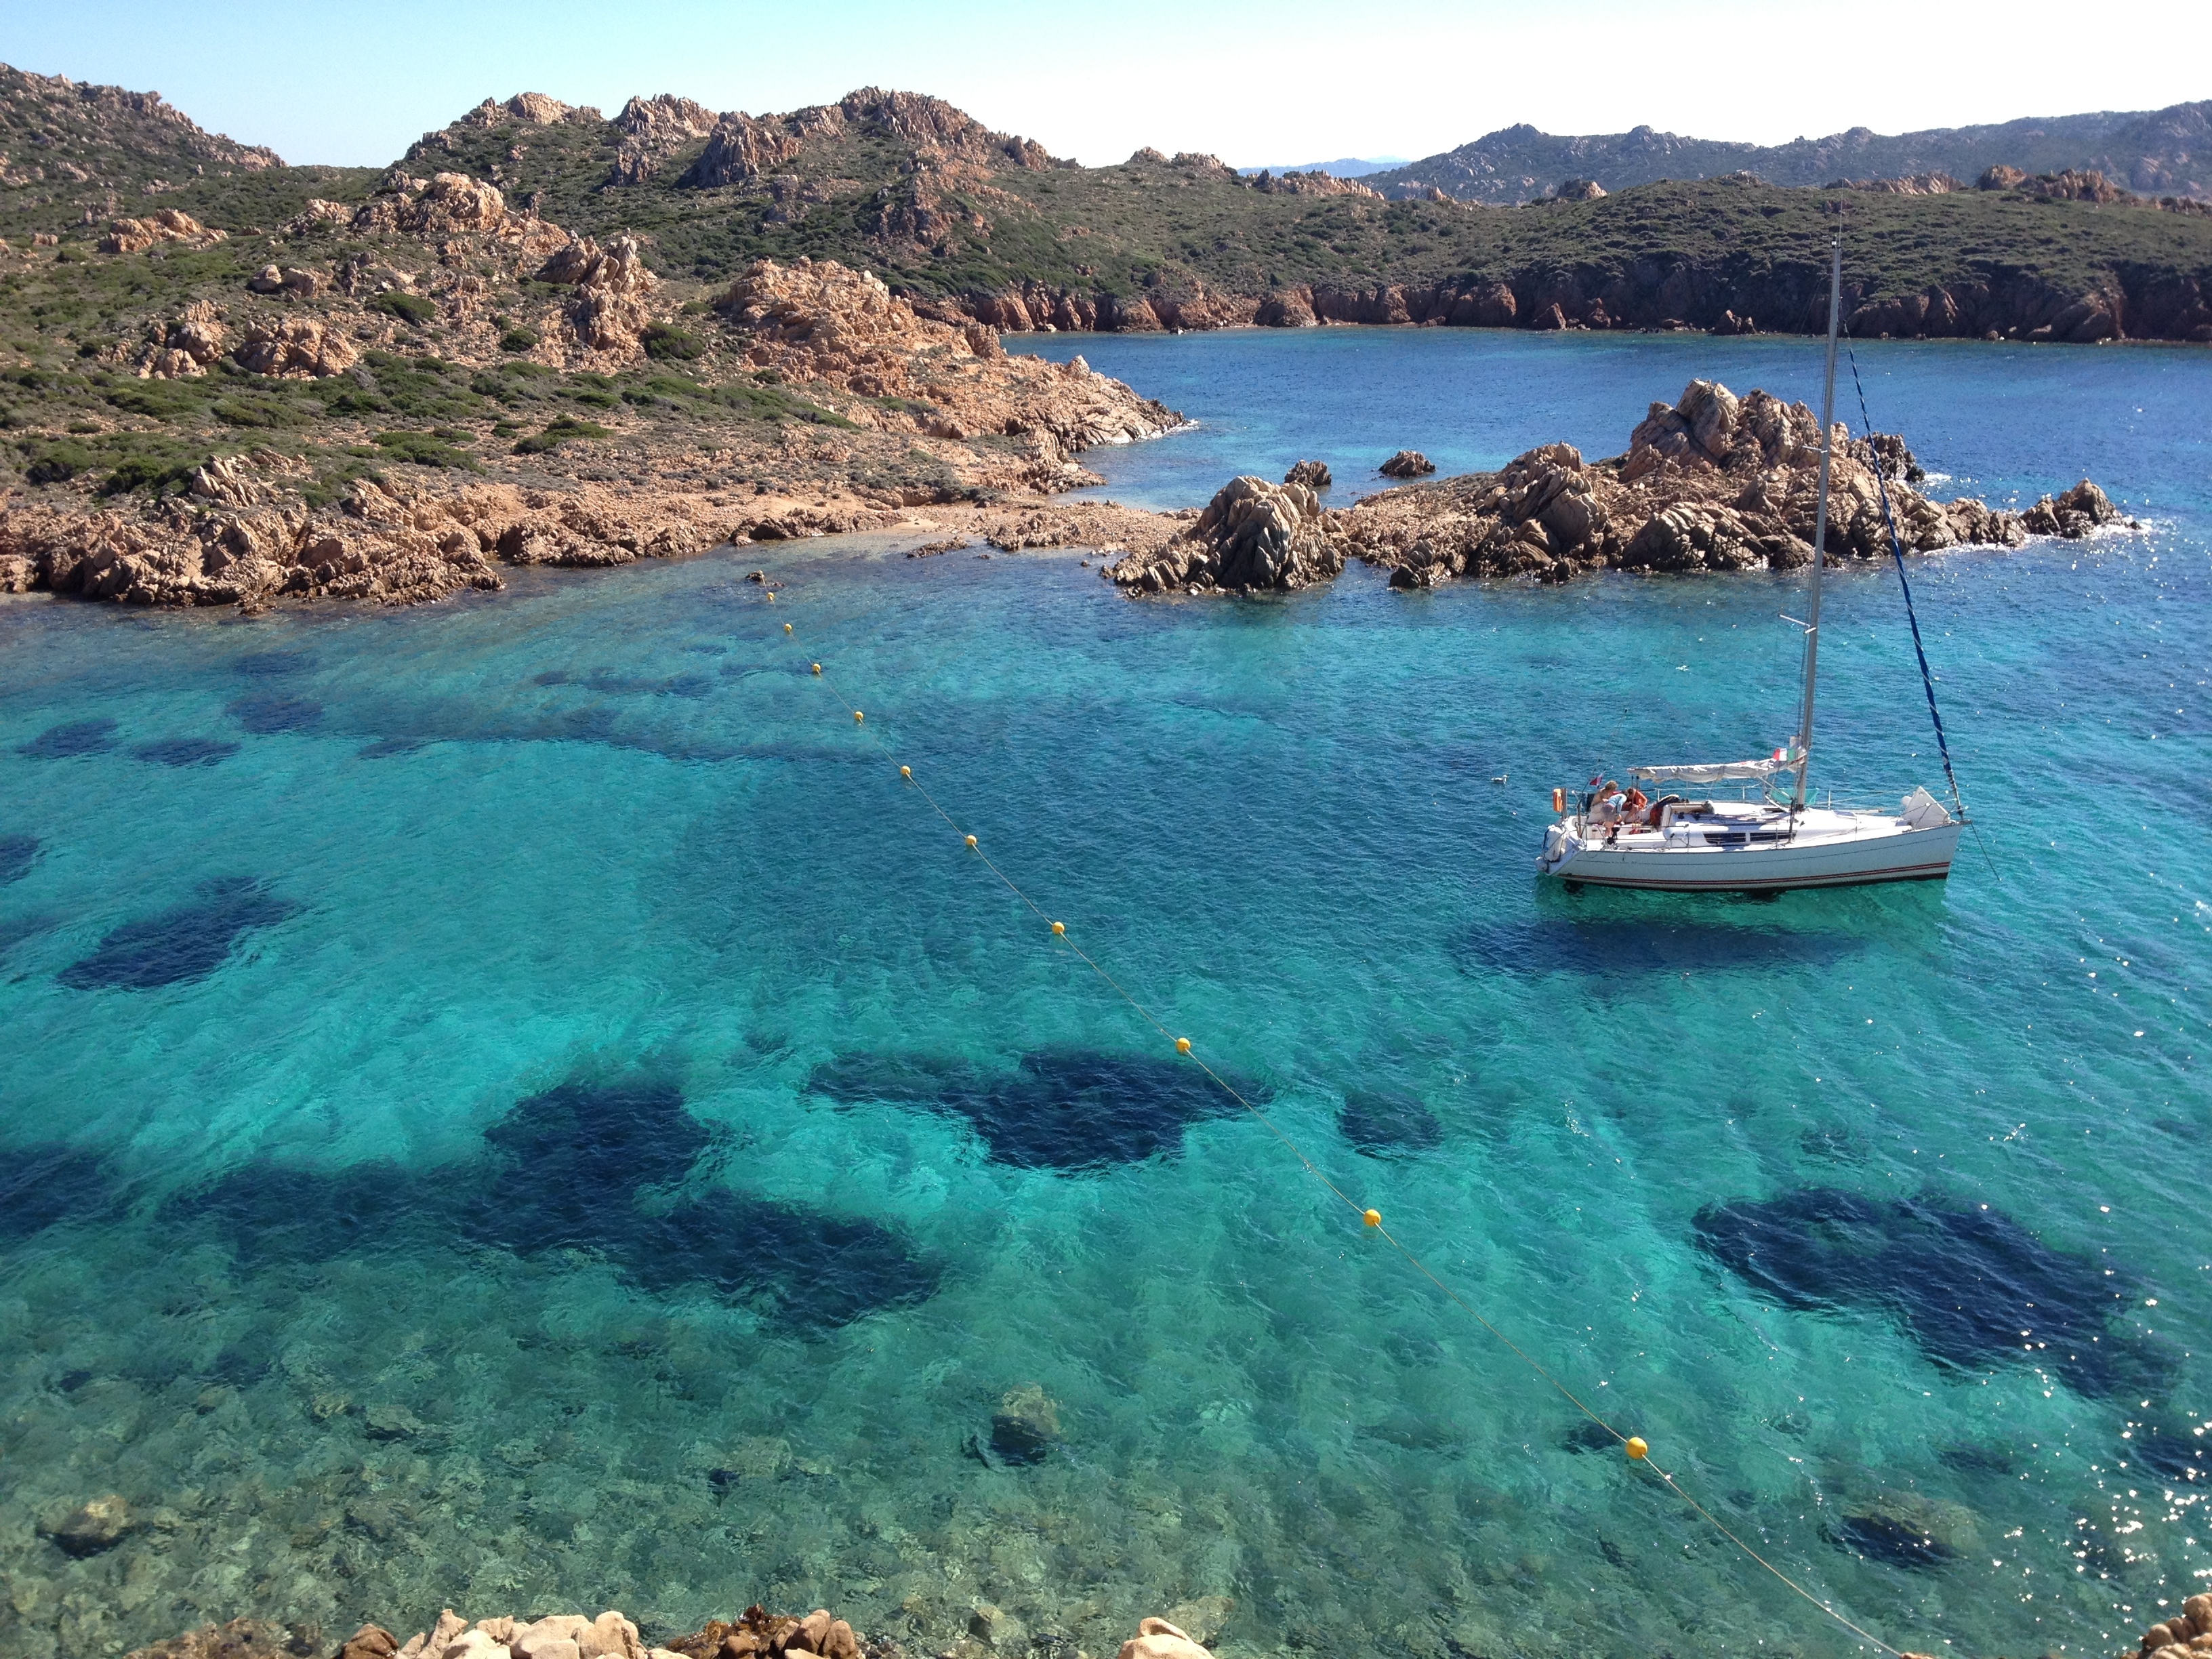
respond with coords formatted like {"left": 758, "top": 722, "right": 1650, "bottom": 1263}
{"left": 1538, "top": 806, "right": 1961, "bottom": 893}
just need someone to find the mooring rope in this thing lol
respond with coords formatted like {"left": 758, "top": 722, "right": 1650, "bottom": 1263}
{"left": 761, "top": 597, "right": 1913, "bottom": 1658}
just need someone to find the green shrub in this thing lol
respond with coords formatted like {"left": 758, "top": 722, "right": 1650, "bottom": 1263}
{"left": 212, "top": 397, "right": 306, "bottom": 428}
{"left": 371, "top": 291, "right": 437, "bottom": 325}
{"left": 499, "top": 325, "right": 539, "bottom": 352}
{"left": 569, "top": 388, "right": 619, "bottom": 409}
{"left": 708, "top": 380, "right": 856, "bottom": 428}
{"left": 513, "top": 415, "right": 611, "bottom": 455}
{"left": 104, "top": 381, "right": 210, "bottom": 421}
{"left": 101, "top": 452, "right": 203, "bottom": 495}
{"left": 642, "top": 324, "right": 706, "bottom": 361}
{"left": 25, "top": 439, "right": 97, "bottom": 483}
{"left": 372, "top": 430, "right": 477, "bottom": 468}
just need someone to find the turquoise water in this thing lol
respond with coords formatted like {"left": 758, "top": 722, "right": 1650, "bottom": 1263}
{"left": 1, "top": 331, "right": 2206, "bottom": 1659}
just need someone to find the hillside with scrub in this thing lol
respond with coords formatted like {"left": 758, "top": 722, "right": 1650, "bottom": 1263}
{"left": 0, "top": 67, "right": 2198, "bottom": 613}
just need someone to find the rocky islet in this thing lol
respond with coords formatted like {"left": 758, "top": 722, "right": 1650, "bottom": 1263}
{"left": 1103, "top": 375, "right": 2127, "bottom": 595}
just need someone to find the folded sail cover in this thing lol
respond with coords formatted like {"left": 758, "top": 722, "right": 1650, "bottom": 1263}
{"left": 1627, "top": 758, "right": 1795, "bottom": 783}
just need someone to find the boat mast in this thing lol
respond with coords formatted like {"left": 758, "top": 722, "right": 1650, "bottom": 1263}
{"left": 1793, "top": 233, "right": 1844, "bottom": 812}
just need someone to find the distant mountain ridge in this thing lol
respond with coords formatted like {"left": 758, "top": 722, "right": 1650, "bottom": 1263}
{"left": 1, "top": 64, "right": 2207, "bottom": 355}
{"left": 1366, "top": 102, "right": 2212, "bottom": 203}
{"left": 1237, "top": 157, "right": 1406, "bottom": 178}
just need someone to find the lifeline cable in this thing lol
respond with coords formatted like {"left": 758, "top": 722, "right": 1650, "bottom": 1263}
{"left": 771, "top": 609, "right": 1912, "bottom": 1658}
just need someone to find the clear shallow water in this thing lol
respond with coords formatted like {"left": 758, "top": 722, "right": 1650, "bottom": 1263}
{"left": 0, "top": 331, "right": 2207, "bottom": 1659}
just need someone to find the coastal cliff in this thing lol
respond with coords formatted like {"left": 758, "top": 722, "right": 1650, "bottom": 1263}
{"left": 1103, "top": 378, "right": 2127, "bottom": 596}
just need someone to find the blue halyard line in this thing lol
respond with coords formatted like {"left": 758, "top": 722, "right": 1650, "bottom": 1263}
{"left": 1845, "top": 348, "right": 1967, "bottom": 821}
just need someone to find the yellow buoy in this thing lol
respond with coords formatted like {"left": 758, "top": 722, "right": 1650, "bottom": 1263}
{"left": 964, "top": 834, "right": 977, "bottom": 848}
{"left": 900, "top": 764, "right": 912, "bottom": 779}
{"left": 766, "top": 592, "right": 775, "bottom": 602}
{"left": 1363, "top": 1208, "right": 1382, "bottom": 1228}
{"left": 1050, "top": 920, "right": 1065, "bottom": 935}
{"left": 1626, "top": 1435, "right": 1649, "bottom": 1460}
{"left": 1174, "top": 1037, "right": 1191, "bottom": 1054}
{"left": 853, "top": 710, "right": 864, "bottom": 724}
{"left": 811, "top": 662, "right": 821, "bottom": 675}
{"left": 783, "top": 622, "right": 793, "bottom": 634}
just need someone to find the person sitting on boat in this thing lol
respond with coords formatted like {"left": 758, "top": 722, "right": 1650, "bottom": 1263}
{"left": 1622, "top": 785, "right": 1650, "bottom": 825}
{"left": 1590, "top": 781, "right": 1624, "bottom": 825}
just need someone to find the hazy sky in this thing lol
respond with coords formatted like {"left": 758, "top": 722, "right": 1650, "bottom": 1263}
{"left": 9, "top": 0, "right": 2207, "bottom": 169}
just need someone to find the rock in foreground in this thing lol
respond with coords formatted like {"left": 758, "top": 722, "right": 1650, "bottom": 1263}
{"left": 39, "top": 1493, "right": 136, "bottom": 1557}
{"left": 2133, "top": 1592, "right": 2212, "bottom": 1659}
{"left": 129, "top": 1606, "right": 1227, "bottom": 1659}
{"left": 127, "top": 1605, "right": 878, "bottom": 1659}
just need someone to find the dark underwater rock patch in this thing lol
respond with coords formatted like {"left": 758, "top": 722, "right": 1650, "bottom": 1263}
{"left": 1692, "top": 1187, "right": 2165, "bottom": 1400}
{"left": 131, "top": 737, "right": 241, "bottom": 768}
{"left": 0, "top": 832, "right": 38, "bottom": 884}
{"left": 0, "top": 1143, "right": 113, "bottom": 1242}
{"left": 57, "top": 877, "right": 300, "bottom": 990}
{"left": 231, "top": 650, "right": 312, "bottom": 678}
{"left": 2128, "top": 1416, "right": 2211, "bottom": 1483}
{"left": 808, "top": 1047, "right": 1254, "bottom": 1170}
{"left": 1830, "top": 1510, "right": 1957, "bottom": 1570}
{"left": 227, "top": 693, "right": 324, "bottom": 733}
{"left": 163, "top": 1073, "right": 939, "bottom": 1335}
{"left": 479, "top": 1078, "right": 709, "bottom": 1229}
{"left": 169, "top": 1157, "right": 415, "bottom": 1267}
{"left": 19, "top": 718, "right": 118, "bottom": 758}
{"left": 1339, "top": 1087, "right": 1443, "bottom": 1157}
{"left": 533, "top": 668, "right": 714, "bottom": 699}
{"left": 0, "top": 911, "right": 61, "bottom": 956}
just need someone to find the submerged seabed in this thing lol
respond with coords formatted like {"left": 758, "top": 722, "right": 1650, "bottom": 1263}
{"left": 1, "top": 333, "right": 2207, "bottom": 1659}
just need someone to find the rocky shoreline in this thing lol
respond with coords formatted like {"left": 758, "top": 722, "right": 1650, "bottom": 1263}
{"left": 128, "top": 1604, "right": 1229, "bottom": 1659}
{"left": 0, "top": 213, "right": 1179, "bottom": 609}
{"left": 1101, "top": 377, "right": 2128, "bottom": 596}
{"left": 0, "top": 157, "right": 2133, "bottom": 616}
{"left": 121, "top": 1558, "right": 2207, "bottom": 1659}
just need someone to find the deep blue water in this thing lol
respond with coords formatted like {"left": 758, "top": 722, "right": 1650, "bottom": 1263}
{"left": 0, "top": 329, "right": 2206, "bottom": 1659}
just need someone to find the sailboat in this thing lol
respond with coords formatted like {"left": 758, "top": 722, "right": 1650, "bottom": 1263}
{"left": 1537, "top": 237, "right": 1968, "bottom": 893}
